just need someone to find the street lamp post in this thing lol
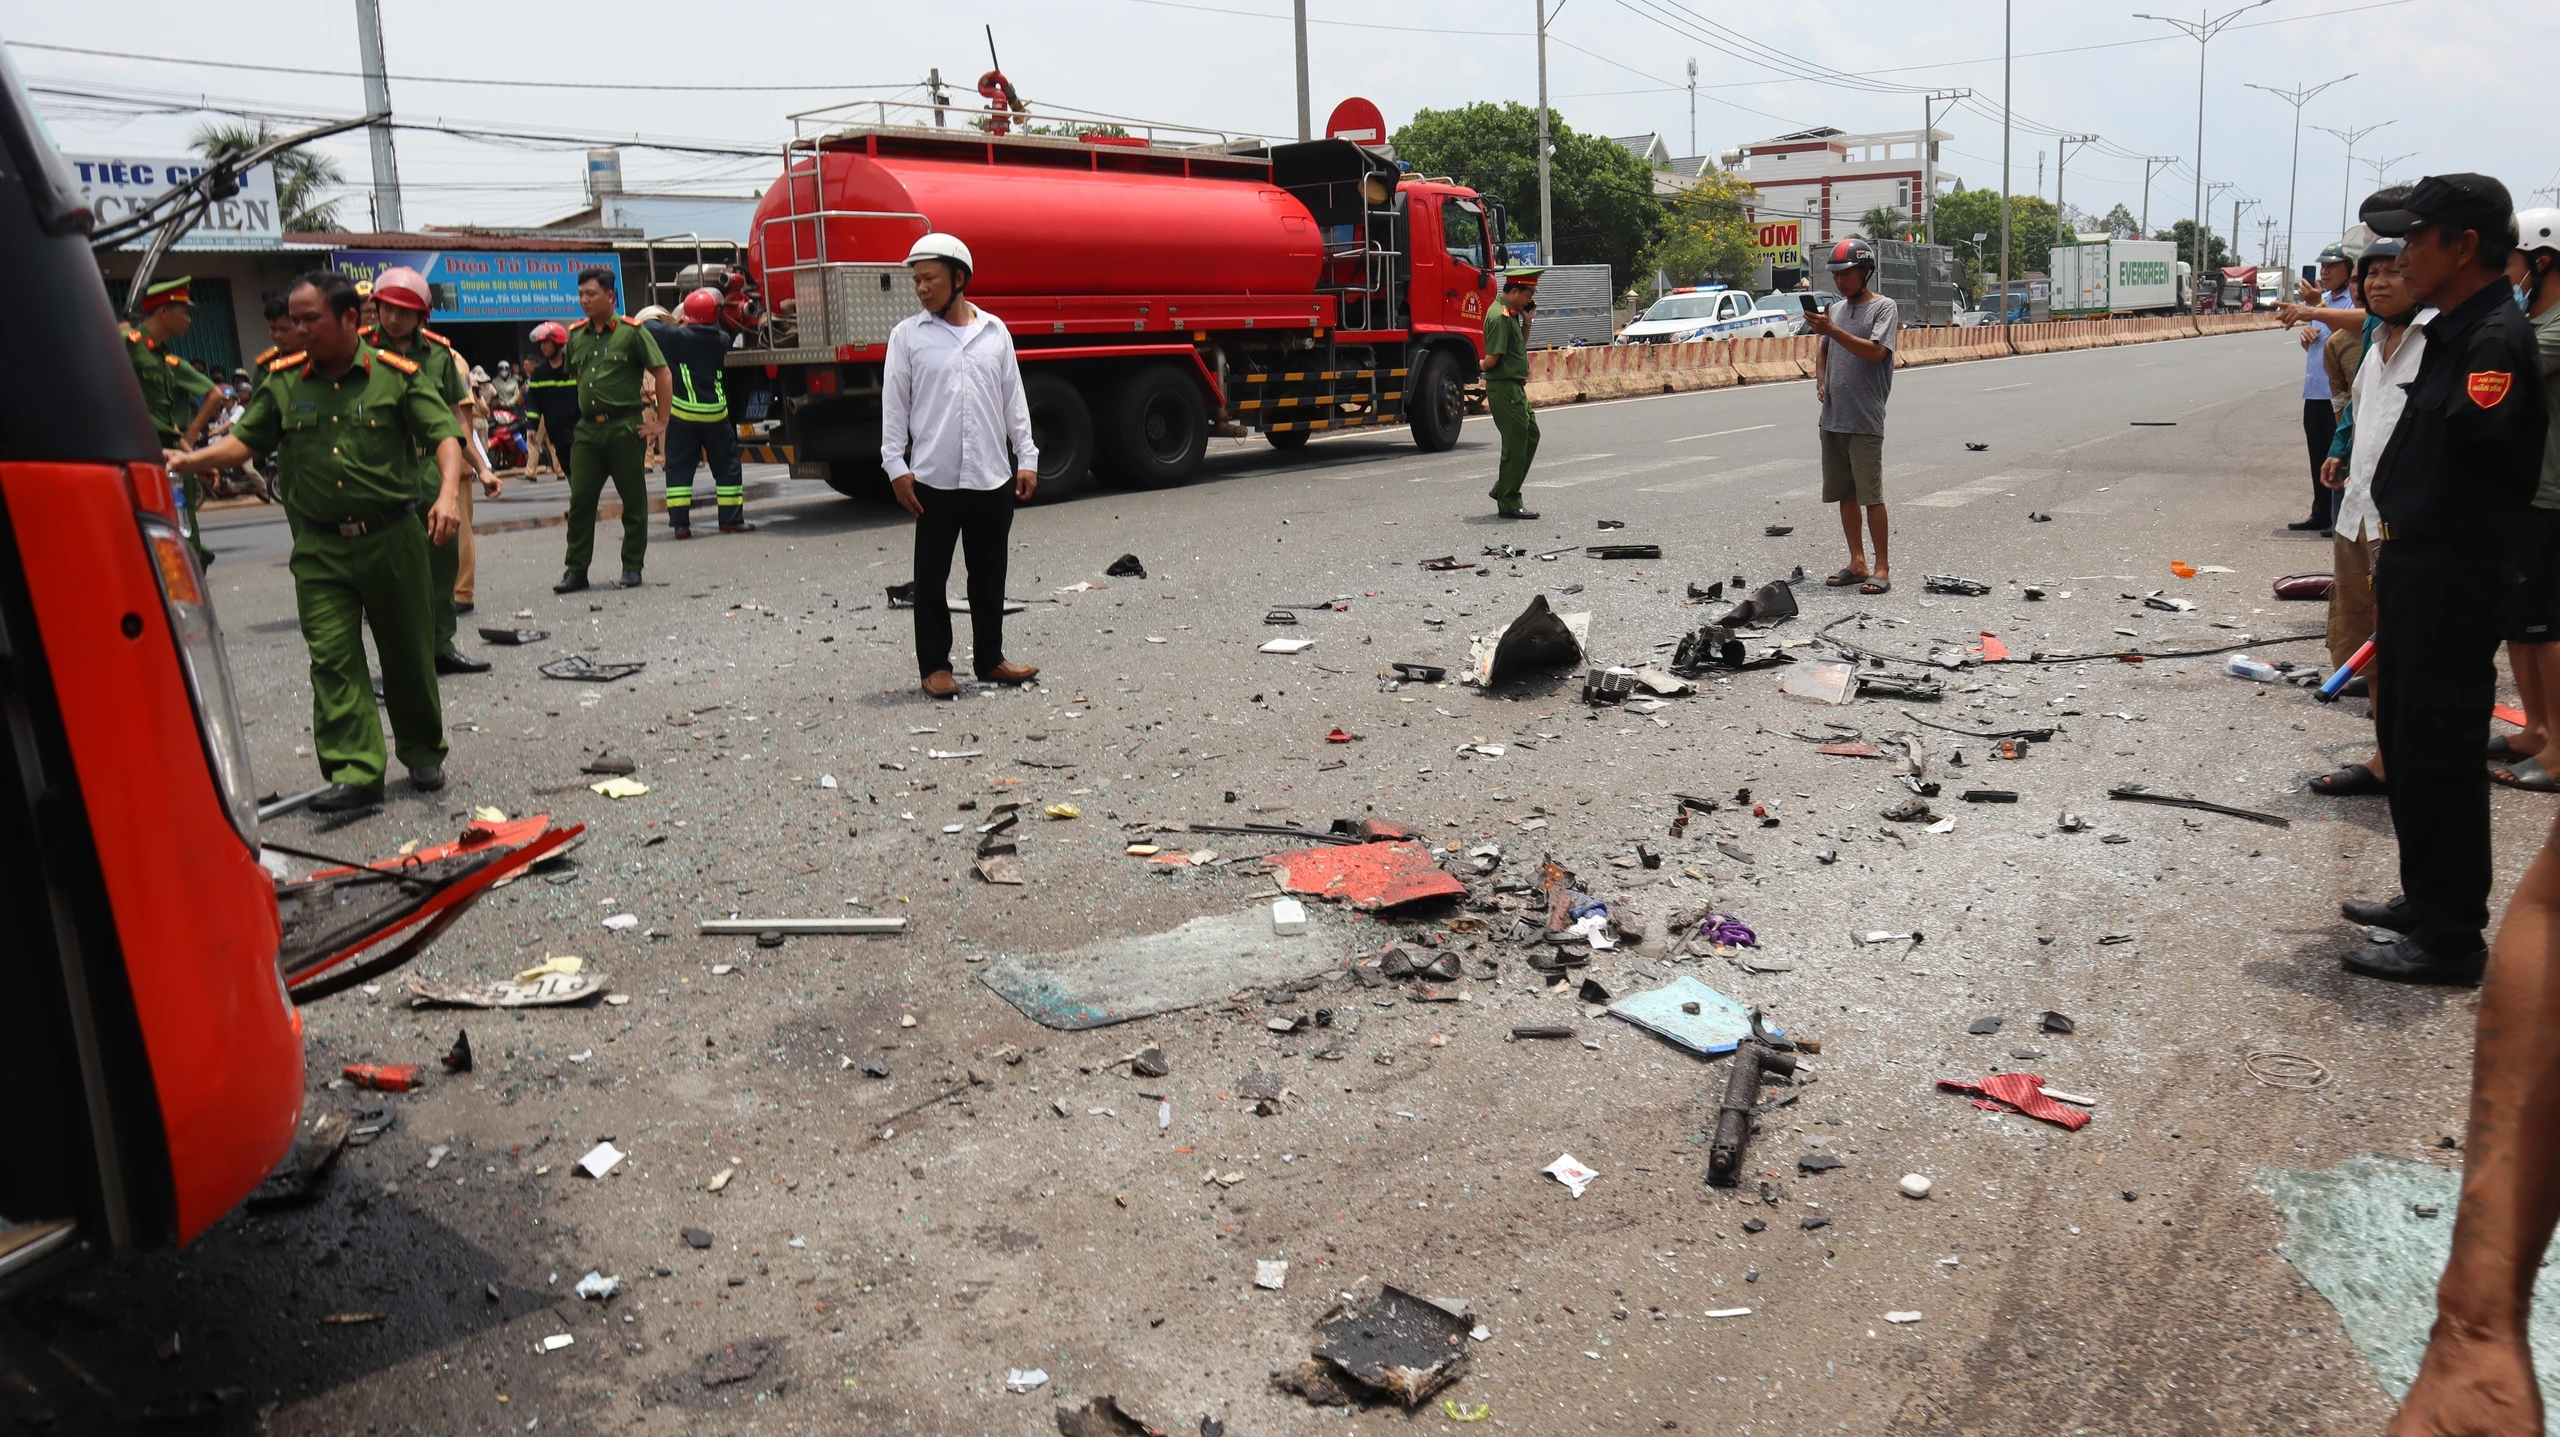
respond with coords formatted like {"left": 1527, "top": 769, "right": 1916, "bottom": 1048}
{"left": 1535, "top": 0, "right": 1553, "bottom": 263}
{"left": 2313, "top": 120, "right": 2393, "bottom": 236}
{"left": 2361, "top": 150, "right": 2420, "bottom": 193}
{"left": 2000, "top": 0, "right": 2011, "bottom": 338}
{"left": 2135, "top": 2, "right": 2272, "bottom": 312}
{"left": 2243, "top": 75, "right": 2351, "bottom": 272}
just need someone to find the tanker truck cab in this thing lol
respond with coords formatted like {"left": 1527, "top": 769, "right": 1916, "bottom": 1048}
{"left": 733, "top": 109, "right": 1490, "bottom": 496}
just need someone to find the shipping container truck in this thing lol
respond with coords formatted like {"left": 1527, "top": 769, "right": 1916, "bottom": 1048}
{"left": 727, "top": 100, "right": 1504, "bottom": 502}
{"left": 2049, "top": 238, "right": 2183, "bottom": 317}
{"left": 1523, "top": 263, "right": 1615, "bottom": 348}
{"left": 1808, "top": 237, "right": 1958, "bottom": 326}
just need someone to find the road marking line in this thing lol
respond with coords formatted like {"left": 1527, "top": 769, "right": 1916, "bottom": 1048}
{"left": 1982, "top": 382, "right": 2033, "bottom": 392}
{"left": 1664, "top": 424, "right": 1777, "bottom": 443}
{"left": 1907, "top": 469, "right": 2056, "bottom": 508}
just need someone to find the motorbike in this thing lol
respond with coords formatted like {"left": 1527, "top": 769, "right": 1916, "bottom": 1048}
{"left": 485, "top": 405, "right": 528, "bottom": 473}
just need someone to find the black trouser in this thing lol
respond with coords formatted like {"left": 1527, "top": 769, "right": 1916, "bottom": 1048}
{"left": 2373, "top": 539, "right": 2502, "bottom": 955}
{"left": 663, "top": 416, "right": 741, "bottom": 528}
{"left": 2302, "top": 400, "right": 2338, "bottom": 526}
{"left": 912, "top": 483, "right": 1015, "bottom": 680}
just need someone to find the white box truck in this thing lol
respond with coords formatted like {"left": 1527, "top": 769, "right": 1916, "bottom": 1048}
{"left": 2050, "top": 239, "right": 2182, "bottom": 317}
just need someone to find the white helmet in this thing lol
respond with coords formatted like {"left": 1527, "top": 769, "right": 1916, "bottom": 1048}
{"left": 905, "top": 231, "right": 973, "bottom": 279}
{"left": 2519, "top": 207, "right": 2560, "bottom": 255}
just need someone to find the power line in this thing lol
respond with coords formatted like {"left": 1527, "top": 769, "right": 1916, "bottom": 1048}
{"left": 5, "top": 39, "right": 918, "bottom": 94}
{"left": 1117, "top": 0, "right": 1530, "bottom": 36}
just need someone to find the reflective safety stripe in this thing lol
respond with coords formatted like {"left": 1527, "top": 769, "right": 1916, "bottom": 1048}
{"left": 669, "top": 363, "right": 726, "bottom": 422}
{"left": 665, "top": 487, "right": 693, "bottom": 507}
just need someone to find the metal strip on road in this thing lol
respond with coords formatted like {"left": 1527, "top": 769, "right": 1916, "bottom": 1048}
{"left": 1907, "top": 470, "right": 2057, "bottom": 508}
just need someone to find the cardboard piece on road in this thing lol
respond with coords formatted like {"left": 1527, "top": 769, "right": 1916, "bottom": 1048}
{"left": 979, "top": 908, "right": 1354, "bottom": 1030}
{"left": 1266, "top": 840, "right": 1467, "bottom": 910}
{"left": 1469, "top": 594, "right": 1592, "bottom": 687}
{"left": 408, "top": 971, "right": 607, "bottom": 1008}
{"left": 1606, "top": 976, "right": 1779, "bottom": 1057}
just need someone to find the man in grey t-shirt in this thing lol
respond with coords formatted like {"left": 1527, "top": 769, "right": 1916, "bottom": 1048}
{"left": 1809, "top": 236, "right": 1900, "bottom": 595}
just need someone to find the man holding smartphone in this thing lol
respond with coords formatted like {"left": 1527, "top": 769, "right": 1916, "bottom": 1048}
{"left": 1809, "top": 237, "right": 1899, "bottom": 595}
{"left": 1482, "top": 268, "right": 1542, "bottom": 519}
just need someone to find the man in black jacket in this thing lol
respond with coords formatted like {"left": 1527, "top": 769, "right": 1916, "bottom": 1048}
{"left": 2343, "top": 174, "right": 2553, "bottom": 984}
{"left": 643, "top": 288, "right": 750, "bottom": 536}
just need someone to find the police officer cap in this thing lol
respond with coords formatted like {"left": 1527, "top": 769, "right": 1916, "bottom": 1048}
{"left": 1500, "top": 267, "right": 1544, "bottom": 290}
{"left": 2361, "top": 173, "right": 2514, "bottom": 239}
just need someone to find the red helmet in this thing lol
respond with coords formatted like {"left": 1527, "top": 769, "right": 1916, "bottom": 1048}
{"left": 1824, "top": 236, "right": 1877, "bottom": 273}
{"left": 679, "top": 287, "right": 722, "bottom": 324}
{"left": 373, "top": 265, "right": 432, "bottom": 312}
{"left": 531, "top": 321, "right": 568, "bottom": 345}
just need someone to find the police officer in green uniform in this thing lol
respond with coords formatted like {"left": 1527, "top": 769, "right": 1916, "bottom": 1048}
{"left": 559, "top": 266, "right": 671, "bottom": 592}
{"left": 362, "top": 264, "right": 500, "bottom": 674}
{"left": 644, "top": 287, "right": 752, "bottom": 538}
{"left": 169, "top": 271, "right": 464, "bottom": 813}
{"left": 124, "top": 275, "right": 227, "bottom": 563}
{"left": 1481, "top": 268, "right": 1542, "bottom": 519}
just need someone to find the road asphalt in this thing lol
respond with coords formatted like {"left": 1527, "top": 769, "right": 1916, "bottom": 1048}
{"left": 9, "top": 328, "right": 2543, "bottom": 1435}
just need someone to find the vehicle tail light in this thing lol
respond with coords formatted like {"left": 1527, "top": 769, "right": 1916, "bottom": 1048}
{"left": 806, "top": 367, "right": 839, "bottom": 396}
{"left": 136, "top": 484, "right": 259, "bottom": 849}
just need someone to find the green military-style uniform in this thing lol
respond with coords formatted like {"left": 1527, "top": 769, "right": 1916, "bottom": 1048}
{"left": 231, "top": 341, "right": 461, "bottom": 790}
{"left": 1482, "top": 272, "right": 1541, "bottom": 515}
{"left": 364, "top": 323, "right": 472, "bottom": 658}
{"left": 125, "top": 313, "right": 220, "bottom": 562}
{"left": 563, "top": 314, "right": 664, "bottom": 578}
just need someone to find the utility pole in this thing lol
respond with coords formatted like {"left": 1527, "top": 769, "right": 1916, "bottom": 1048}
{"left": 1535, "top": 0, "right": 1553, "bottom": 264}
{"left": 2141, "top": 155, "right": 2179, "bottom": 236}
{"left": 2257, "top": 212, "right": 2277, "bottom": 265}
{"left": 2135, "top": 2, "right": 2273, "bottom": 312}
{"left": 2036, "top": 150, "right": 2043, "bottom": 199}
{"left": 927, "top": 68, "right": 950, "bottom": 127}
{"left": 2313, "top": 119, "right": 2391, "bottom": 237}
{"left": 1293, "top": 0, "right": 1311, "bottom": 141}
{"left": 353, "top": 0, "right": 403, "bottom": 231}
{"left": 1999, "top": 0, "right": 2011, "bottom": 335}
{"left": 2205, "top": 179, "right": 2234, "bottom": 271}
{"left": 1923, "top": 88, "right": 1970, "bottom": 245}
{"left": 2054, "top": 133, "right": 2098, "bottom": 241}
{"left": 1687, "top": 59, "right": 1698, "bottom": 158}
{"left": 2243, "top": 75, "right": 2351, "bottom": 271}
{"left": 2231, "top": 194, "right": 2256, "bottom": 272}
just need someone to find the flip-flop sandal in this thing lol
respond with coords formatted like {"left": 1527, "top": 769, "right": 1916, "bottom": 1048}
{"left": 1860, "top": 577, "right": 1893, "bottom": 595}
{"left": 1823, "top": 567, "right": 1867, "bottom": 587}
{"left": 2308, "top": 763, "right": 2387, "bottom": 796}
{"left": 2493, "top": 757, "right": 2560, "bottom": 792}
{"left": 2487, "top": 735, "right": 2537, "bottom": 762}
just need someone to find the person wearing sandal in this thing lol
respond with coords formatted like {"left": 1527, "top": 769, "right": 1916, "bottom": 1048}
{"left": 880, "top": 233, "right": 1041, "bottom": 701}
{"left": 2310, "top": 234, "right": 2426, "bottom": 799}
{"left": 1808, "top": 237, "right": 1898, "bottom": 597}
{"left": 2489, "top": 208, "right": 2560, "bottom": 793}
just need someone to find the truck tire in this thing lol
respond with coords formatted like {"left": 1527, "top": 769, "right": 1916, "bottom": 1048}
{"left": 1022, "top": 370, "right": 1096, "bottom": 503}
{"left": 1103, "top": 363, "right": 1210, "bottom": 489}
{"left": 1407, "top": 347, "right": 1465, "bottom": 452}
{"left": 823, "top": 457, "right": 895, "bottom": 504}
{"left": 1265, "top": 427, "right": 1311, "bottom": 453}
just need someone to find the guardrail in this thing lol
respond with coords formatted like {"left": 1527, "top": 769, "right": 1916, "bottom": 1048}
{"left": 1522, "top": 311, "right": 2283, "bottom": 406}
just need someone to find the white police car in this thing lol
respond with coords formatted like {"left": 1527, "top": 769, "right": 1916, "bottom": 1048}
{"left": 1616, "top": 286, "right": 1795, "bottom": 344}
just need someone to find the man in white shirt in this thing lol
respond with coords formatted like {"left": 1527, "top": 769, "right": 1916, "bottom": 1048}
{"left": 878, "top": 233, "right": 1041, "bottom": 699}
{"left": 2308, "top": 238, "right": 2426, "bottom": 799}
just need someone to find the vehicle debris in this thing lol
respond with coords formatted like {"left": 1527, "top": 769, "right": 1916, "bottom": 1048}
{"left": 1715, "top": 578, "right": 1800, "bottom": 628}
{"left": 1588, "top": 543, "right": 1661, "bottom": 560}
{"left": 574, "top": 1271, "right": 622, "bottom": 1301}
{"left": 1254, "top": 1259, "right": 1288, "bottom": 1290}
{"left": 695, "top": 917, "right": 908, "bottom": 935}
{"left": 1779, "top": 659, "right": 1857, "bottom": 705}
{"left": 1923, "top": 574, "right": 1991, "bottom": 596}
{"left": 408, "top": 967, "right": 606, "bottom": 1008}
{"left": 1266, "top": 837, "right": 1467, "bottom": 910}
{"left": 441, "top": 1029, "right": 473, "bottom": 1073}
{"left": 1390, "top": 662, "right": 1447, "bottom": 682}
{"left": 1609, "top": 976, "right": 1771, "bottom": 1057}
{"left": 2040, "top": 1011, "right": 2076, "bottom": 1034}
{"left": 248, "top": 1111, "right": 351, "bottom": 1207}
{"left": 1937, "top": 1072, "right": 2092, "bottom": 1129}
{"left": 1765, "top": 524, "right": 1794, "bottom": 536}
{"left": 1708, "top": 1018, "right": 1798, "bottom": 1185}
{"left": 1005, "top": 1368, "right": 1051, "bottom": 1394}
{"left": 589, "top": 776, "right": 649, "bottom": 799}
{"left": 538, "top": 655, "right": 646, "bottom": 683}
{"left": 1469, "top": 594, "right": 1591, "bottom": 687}
{"left": 2106, "top": 785, "right": 2291, "bottom": 828}
{"left": 476, "top": 626, "right": 549, "bottom": 645}
{"left": 342, "top": 1063, "right": 421, "bottom": 1093}
{"left": 1105, "top": 553, "right": 1147, "bottom": 578}
{"left": 1272, "top": 897, "right": 1309, "bottom": 934}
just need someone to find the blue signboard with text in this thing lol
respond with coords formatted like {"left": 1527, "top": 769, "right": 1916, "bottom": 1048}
{"left": 330, "top": 249, "right": 619, "bottom": 324}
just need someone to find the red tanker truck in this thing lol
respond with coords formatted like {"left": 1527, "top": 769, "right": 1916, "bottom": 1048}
{"left": 728, "top": 103, "right": 1503, "bottom": 502}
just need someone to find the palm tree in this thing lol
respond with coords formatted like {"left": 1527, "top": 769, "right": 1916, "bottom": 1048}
{"left": 1857, "top": 205, "right": 1911, "bottom": 239}
{"left": 190, "top": 121, "right": 347, "bottom": 232}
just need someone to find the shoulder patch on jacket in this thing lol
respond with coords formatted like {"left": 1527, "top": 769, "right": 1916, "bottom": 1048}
{"left": 2468, "top": 371, "right": 2514, "bottom": 408}
{"left": 253, "top": 345, "right": 279, "bottom": 367}
{"left": 420, "top": 327, "right": 455, "bottom": 349}
{"left": 268, "top": 350, "right": 307, "bottom": 373}
{"left": 377, "top": 349, "right": 421, "bottom": 375}
{"left": 618, "top": 316, "right": 640, "bottom": 327}
{"left": 568, "top": 318, "right": 591, "bottom": 332}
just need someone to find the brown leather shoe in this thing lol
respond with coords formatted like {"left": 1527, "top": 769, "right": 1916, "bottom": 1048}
{"left": 980, "top": 661, "right": 1039, "bottom": 685}
{"left": 921, "top": 670, "right": 960, "bottom": 698}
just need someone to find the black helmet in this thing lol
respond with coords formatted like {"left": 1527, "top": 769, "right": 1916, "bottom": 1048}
{"left": 1824, "top": 236, "right": 1877, "bottom": 273}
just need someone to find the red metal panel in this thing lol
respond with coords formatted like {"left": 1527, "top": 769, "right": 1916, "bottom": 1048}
{"left": 2, "top": 461, "right": 297, "bottom": 1241}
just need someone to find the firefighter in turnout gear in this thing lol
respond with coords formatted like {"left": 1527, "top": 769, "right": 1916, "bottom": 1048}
{"left": 167, "top": 271, "right": 464, "bottom": 813}
{"left": 558, "top": 266, "right": 670, "bottom": 592}
{"left": 362, "top": 265, "right": 502, "bottom": 674}
{"left": 524, "top": 321, "right": 577, "bottom": 478}
{"left": 644, "top": 287, "right": 751, "bottom": 536}
{"left": 124, "top": 275, "right": 226, "bottom": 563}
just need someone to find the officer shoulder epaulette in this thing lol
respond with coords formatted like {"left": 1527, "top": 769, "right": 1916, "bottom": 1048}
{"left": 419, "top": 327, "right": 456, "bottom": 349}
{"left": 567, "top": 318, "right": 591, "bottom": 332}
{"left": 377, "top": 349, "right": 421, "bottom": 375}
{"left": 252, "top": 345, "right": 279, "bottom": 367}
{"left": 123, "top": 326, "right": 145, "bottom": 344}
{"left": 618, "top": 316, "right": 641, "bottom": 327}
{"left": 267, "top": 350, "right": 307, "bottom": 373}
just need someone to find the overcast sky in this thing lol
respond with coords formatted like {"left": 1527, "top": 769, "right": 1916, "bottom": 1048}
{"left": 12, "top": 0, "right": 2549, "bottom": 268}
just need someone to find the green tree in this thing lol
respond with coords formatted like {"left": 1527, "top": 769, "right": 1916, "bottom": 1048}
{"left": 2163, "top": 218, "right": 2233, "bottom": 273}
{"left": 1642, "top": 167, "right": 1758, "bottom": 287}
{"left": 2097, "top": 203, "right": 2140, "bottom": 239}
{"left": 1931, "top": 189, "right": 2060, "bottom": 295}
{"left": 1391, "top": 102, "right": 1661, "bottom": 282}
{"left": 1857, "top": 205, "right": 1910, "bottom": 239}
{"left": 190, "top": 120, "right": 344, "bottom": 232}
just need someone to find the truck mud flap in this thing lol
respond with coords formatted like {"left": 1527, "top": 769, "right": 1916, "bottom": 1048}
{"left": 273, "top": 815, "right": 584, "bottom": 1003}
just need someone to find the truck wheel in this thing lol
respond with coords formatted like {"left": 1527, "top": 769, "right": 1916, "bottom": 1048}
{"left": 1265, "top": 428, "right": 1311, "bottom": 453}
{"left": 1407, "top": 347, "right": 1464, "bottom": 452}
{"left": 1104, "top": 363, "right": 1209, "bottom": 489}
{"left": 1023, "top": 371, "right": 1096, "bottom": 503}
{"left": 823, "top": 458, "right": 895, "bottom": 503}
